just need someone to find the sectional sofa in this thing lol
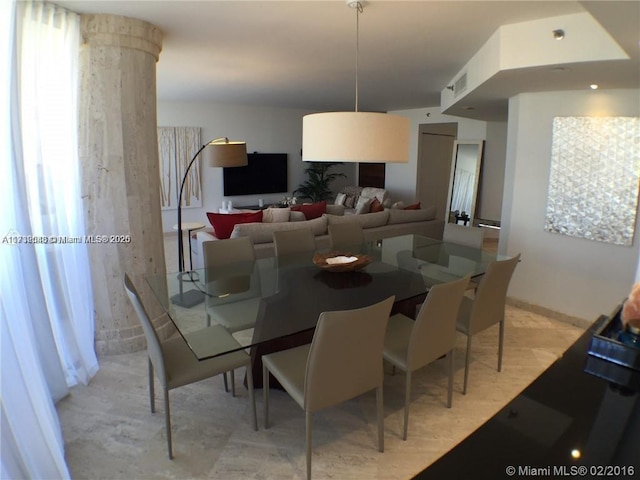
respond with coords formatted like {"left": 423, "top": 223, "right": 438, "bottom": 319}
{"left": 191, "top": 205, "right": 444, "bottom": 269}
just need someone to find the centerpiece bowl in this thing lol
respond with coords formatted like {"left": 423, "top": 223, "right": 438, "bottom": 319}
{"left": 312, "top": 252, "right": 372, "bottom": 273}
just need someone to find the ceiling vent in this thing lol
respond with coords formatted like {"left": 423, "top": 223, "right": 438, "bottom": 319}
{"left": 454, "top": 73, "right": 467, "bottom": 97}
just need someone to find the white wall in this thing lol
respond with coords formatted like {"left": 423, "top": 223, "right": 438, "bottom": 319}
{"left": 386, "top": 106, "right": 487, "bottom": 204}
{"left": 501, "top": 89, "right": 640, "bottom": 321}
{"left": 157, "top": 101, "right": 355, "bottom": 232}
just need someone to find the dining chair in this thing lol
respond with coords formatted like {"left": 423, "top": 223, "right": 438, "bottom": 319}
{"left": 123, "top": 274, "right": 257, "bottom": 459}
{"left": 272, "top": 228, "right": 316, "bottom": 260}
{"left": 328, "top": 223, "right": 365, "bottom": 251}
{"left": 382, "top": 274, "right": 470, "bottom": 440}
{"left": 456, "top": 253, "right": 521, "bottom": 394}
{"left": 262, "top": 296, "right": 395, "bottom": 480}
{"left": 443, "top": 223, "right": 485, "bottom": 249}
{"left": 203, "top": 237, "right": 260, "bottom": 393}
{"left": 203, "top": 237, "right": 259, "bottom": 331}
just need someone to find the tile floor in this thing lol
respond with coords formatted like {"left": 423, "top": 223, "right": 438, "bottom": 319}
{"left": 57, "top": 233, "right": 585, "bottom": 479}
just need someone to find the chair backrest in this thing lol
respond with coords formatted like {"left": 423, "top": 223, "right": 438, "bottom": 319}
{"left": 273, "top": 228, "right": 316, "bottom": 258}
{"left": 443, "top": 223, "right": 485, "bottom": 249}
{"left": 328, "top": 223, "right": 365, "bottom": 251}
{"left": 123, "top": 274, "right": 167, "bottom": 385}
{"left": 304, "top": 296, "right": 395, "bottom": 413}
{"left": 407, "top": 274, "right": 470, "bottom": 370}
{"left": 468, "top": 254, "right": 521, "bottom": 335}
{"left": 203, "top": 236, "right": 255, "bottom": 268}
{"left": 203, "top": 237, "right": 259, "bottom": 305}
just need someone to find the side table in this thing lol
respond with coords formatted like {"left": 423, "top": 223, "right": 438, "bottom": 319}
{"left": 171, "top": 222, "right": 205, "bottom": 308}
{"left": 172, "top": 222, "right": 205, "bottom": 273}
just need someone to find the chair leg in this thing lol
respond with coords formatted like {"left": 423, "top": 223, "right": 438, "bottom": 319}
{"left": 246, "top": 363, "right": 258, "bottom": 431}
{"left": 148, "top": 358, "right": 155, "bottom": 413}
{"left": 164, "top": 388, "right": 173, "bottom": 459}
{"left": 305, "top": 411, "right": 313, "bottom": 480}
{"left": 403, "top": 372, "right": 411, "bottom": 441}
{"left": 498, "top": 320, "right": 505, "bottom": 372}
{"left": 263, "top": 364, "right": 270, "bottom": 429}
{"left": 222, "top": 372, "right": 229, "bottom": 393}
{"left": 230, "top": 369, "right": 236, "bottom": 397}
{"left": 447, "top": 350, "right": 454, "bottom": 408}
{"left": 376, "top": 385, "right": 384, "bottom": 452}
{"left": 463, "top": 335, "right": 472, "bottom": 395}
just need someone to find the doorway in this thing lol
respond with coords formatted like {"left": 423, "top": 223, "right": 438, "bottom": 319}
{"left": 416, "top": 123, "right": 457, "bottom": 222}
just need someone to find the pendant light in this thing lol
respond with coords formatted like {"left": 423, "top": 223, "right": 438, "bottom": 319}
{"left": 302, "top": 0, "right": 409, "bottom": 163}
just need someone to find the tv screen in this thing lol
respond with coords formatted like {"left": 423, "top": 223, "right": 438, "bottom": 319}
{"left": 223, "top": 153, "right": 288, "bottom": 196}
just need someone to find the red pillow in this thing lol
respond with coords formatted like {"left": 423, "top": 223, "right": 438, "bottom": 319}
{"left": 206, "top": 211, "right": 263, "bottom": 239}
{"left": 291, "top": 201, "right": 327, "bottom": 220}
{"left": 369, "top": 198, "right": 384, "bottom": 213}
{"left": 404, "top": 202, "right": 421, "bottom": 210}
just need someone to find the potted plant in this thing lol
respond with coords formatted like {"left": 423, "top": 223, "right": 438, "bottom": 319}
{"left": 293, "top": 162, "right": 346, "bottom": 203}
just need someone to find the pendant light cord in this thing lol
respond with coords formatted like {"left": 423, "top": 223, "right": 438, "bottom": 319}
{"left": 354, "top": 2, "right": 362, "bottom": 112}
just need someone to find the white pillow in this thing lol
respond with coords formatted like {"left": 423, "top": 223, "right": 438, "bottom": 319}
{"left": 334, "top": 192, "right": 346, "bottom": 206}
{"left": 262, "top": 207, "right": 291, "bottom": 223}
{"left": 354, "top": 196, "right": 372, "bottom": 214}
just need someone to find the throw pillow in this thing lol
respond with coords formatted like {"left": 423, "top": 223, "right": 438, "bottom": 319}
{"left": 354, "top": 196, "right": 372, "bottom": 214}
{"left": 206, "top": 210, "right": 263, "bottom": 239}
{"left": 334, "top": 193, "right": 346, "bottom": 206}
{"left": 262, "top": 207, "right": 291, "bottom": 223}
{"left": 391, "top": 201, "right": 405, "bottom": 209}
{"left": 291, "top": 201, "right": 327, "bottom": 220}
{"left": 404, "top": 202, "right": 421, "bottom": 210}
{"left": 369, "top": 198, "right": 384, "bottom": 213}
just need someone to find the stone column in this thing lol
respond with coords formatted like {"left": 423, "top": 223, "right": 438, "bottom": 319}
{"left": 79, "top": 15, "right": 172, "bottom": 354}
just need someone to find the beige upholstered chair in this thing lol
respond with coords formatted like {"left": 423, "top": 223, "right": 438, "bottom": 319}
{"left": 203, "top": 237, "right": 259, "bottom": 332}
{"left": 262, "top": 296, "right": 395, "bottom": 480}
{"left": 328, "top": 223, "right": 364, "bottom": 251}
{"left": 123, "top": 274, "right": 257, "bottom": 459}
{"left": 456, "top": 254, "right": 520, "bottom": 394}
{"left": 383, "top": 274, "right": 470, "bottom": 440}
{"left": 443, "top": 223, "right": 485, "bottom": 249}
{"left": 272, "top": 228, "right": 316, "bottom": 259}
{"left": 203, "top": 237, "right": 260, "bottom": 393}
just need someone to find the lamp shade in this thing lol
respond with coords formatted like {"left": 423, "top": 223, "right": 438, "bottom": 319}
{"left": 302, "top": 112, "right": 410, "bottom": 163}
{"left": 205, "top": 140, "right": 248, "bottom": 167}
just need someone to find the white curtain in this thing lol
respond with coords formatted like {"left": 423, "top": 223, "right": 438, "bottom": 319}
{"left": 1, "top": 1, "right": 98, "bottom": 477}
{"left": 450, "top": 168, "right": 475, "bottom": 215}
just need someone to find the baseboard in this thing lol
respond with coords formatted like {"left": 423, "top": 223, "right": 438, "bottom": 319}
{"left": 507, "top": 297, "right": 593, "bottom": 329}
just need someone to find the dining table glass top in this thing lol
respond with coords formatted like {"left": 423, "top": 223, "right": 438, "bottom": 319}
{"left": 146, "top": 234, "right": 506, "bottom": 361}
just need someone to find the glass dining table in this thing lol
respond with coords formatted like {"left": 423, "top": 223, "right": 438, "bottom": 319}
{"left": 146, "top": 234, "right": 506, "bottom": 387}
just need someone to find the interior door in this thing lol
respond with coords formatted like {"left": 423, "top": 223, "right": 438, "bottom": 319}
{"left": 417, "top": 124, "right": 457, "bottom": 221}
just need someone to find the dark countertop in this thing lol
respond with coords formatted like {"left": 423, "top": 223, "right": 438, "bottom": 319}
{"left": 415, "top": 312, "right": 640, "bottom": 479}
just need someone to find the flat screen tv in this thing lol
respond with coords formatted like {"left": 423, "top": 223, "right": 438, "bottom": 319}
{"left": 223, "top": 153, "right": 288, "bottom": 196}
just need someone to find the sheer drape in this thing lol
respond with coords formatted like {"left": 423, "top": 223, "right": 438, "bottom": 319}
{"left": 1, "top": 1, "right": 98, "bottom": 477}
{"left": 450, "top": 168, "right": 475, "bottom": 215}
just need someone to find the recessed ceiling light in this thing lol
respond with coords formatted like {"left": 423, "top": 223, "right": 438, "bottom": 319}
{"left": 551, "top": 67, "right": 570, "bottom": 72}
{"left": 590, "top": 84, "right": 599, "bottom": 90}
{"left": 553, "top": 29, "right": 565, "bottom": 40}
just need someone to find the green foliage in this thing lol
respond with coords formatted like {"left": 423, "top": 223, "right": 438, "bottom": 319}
{"left": 293, "top": 162, "right": 346, "bottom": 202}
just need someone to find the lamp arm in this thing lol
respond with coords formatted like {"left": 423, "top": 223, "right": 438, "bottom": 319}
{"left": 176, "top": 137, "right": 229, "bottom": 272}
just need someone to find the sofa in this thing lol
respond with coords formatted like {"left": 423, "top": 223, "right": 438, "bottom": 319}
{"left": 192, "top": 205, "right": 444, "bottom": 268}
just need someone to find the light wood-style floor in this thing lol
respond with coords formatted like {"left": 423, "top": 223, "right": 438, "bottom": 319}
{"left": 58, "top": 233, "right": 585, "bottom": 479}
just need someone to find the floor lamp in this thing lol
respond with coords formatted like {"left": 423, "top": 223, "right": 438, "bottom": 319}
{"left": 172, "top": 137, "right": 247, "bottom": 308}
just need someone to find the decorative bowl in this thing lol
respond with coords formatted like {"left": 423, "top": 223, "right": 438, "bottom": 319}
{"left": 312, "top": 252, "right": 372, "bottom": 272}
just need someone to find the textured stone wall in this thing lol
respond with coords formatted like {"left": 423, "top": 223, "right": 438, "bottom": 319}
{"left": 78, "top": 14, "right": 173, "bottom": 354}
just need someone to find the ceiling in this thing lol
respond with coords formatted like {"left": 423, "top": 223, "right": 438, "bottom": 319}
{"left": 56, "top": 1, "right": 639, "bottom": 120}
